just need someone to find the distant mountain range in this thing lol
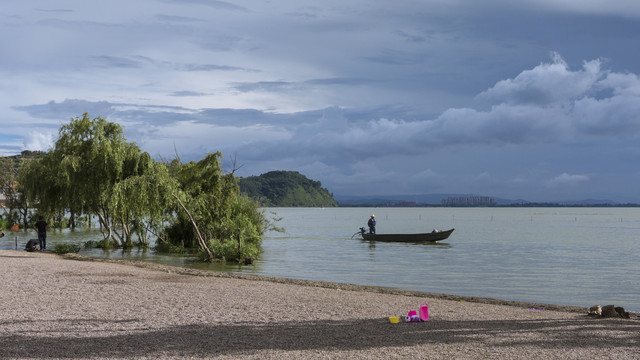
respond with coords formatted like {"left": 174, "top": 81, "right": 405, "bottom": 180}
{"left": 333, "top": 193, "right": 626, "bottom": 206}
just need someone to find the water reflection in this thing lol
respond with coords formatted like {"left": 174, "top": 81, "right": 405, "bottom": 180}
{"left": 358, "top": 239, "right": 452, "bottom": 249}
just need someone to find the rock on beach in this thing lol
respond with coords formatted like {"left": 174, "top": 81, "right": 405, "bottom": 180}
{"left": 0, "top": 249, "right": 638, "bottom": 359}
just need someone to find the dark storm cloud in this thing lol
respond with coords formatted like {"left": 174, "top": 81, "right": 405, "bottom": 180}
{"left": 36, "top": 8, "right": 74, "bottom": 13}
{"left": 158, "top": 0, "right": 249, "bottom": 12}
{"left": 223, "top": 54, "right": 640, "bottom": 172}
{"left": 155, "top": 14, "right": 204, "bottom": 23}
{"left": 13, "top": 99, "right": 117, "bottom": 120}
{"left": 91, "top": 56, "right": 145, "bottom": 69}
{"left": 4, "top": 1, "right": 640, "bottom": 201}
{"left": 304, "top": 78, "right": 371, "bottom": 86}
{"left": 232, "top": 78, "right": 373, "bottom": 95}
{"left": 169, "top": 91, "right": 208, "bottom": 97}
{"left": 15, "top": 54, "right": 640, "bottom": 163}
{"left": 231, "top": 81, "right": 295, "bottom": 93}
{"left": 182, "top": 64, "right": 255, "bottom": 72}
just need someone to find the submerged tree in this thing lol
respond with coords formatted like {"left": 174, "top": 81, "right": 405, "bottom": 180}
{"left": 19, "top": 113, "right": 267, "bottom": 261}
{"left": 2, "top": 156, "right": 32, "bottom": 228}
{"left": 21, "top": 113, "right": 169, "bottom": 248}
{"left": 110, "top": 159, "right": 178, "bottom": 247}
{"left": 162, "top": 153, "right": 266, "bottom": 262}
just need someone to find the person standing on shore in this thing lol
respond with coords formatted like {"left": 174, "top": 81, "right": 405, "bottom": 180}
{"left": 367, "top": 214, "right": 376, "bottom": 234}
{"left": 34, "top": 216, "right": 48, "bottom": 251}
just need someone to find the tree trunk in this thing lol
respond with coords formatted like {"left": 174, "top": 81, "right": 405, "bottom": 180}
{"left": 237, "top": 229, "right": 241, "bottom": 259}
{"left": 69, "top": 211, "right": 76, "bottom": 229}
{"left": 172, "top": 194, "right": 214, "bottom": 261}
{"left": 97, "top": 213, "right": 121, "bottom": 247}
{"left": 121, "top": 220, "right": 133, "bottom": 249}
{"left": 19, "top": 207, "right": 29, "bottom": 230}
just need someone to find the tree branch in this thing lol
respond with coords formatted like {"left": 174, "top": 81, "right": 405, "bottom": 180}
{"left": 172, "top": 193, "right": 214, "bottom": 261}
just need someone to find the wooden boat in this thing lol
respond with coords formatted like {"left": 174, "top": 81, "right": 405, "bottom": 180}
{"left": 357, "top": 227, "right": 454, "bottom": 242}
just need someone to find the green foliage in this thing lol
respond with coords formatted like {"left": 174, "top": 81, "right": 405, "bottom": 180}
{"left": 53, "top": 243, "right": 82, "bottom": 254}
{"left": 153, "top": 241, "right": 190, "bottom": 254}
{"left": 160, "top": 217, "right": 196, "bottom": 248}
{"left": 205, "top": 194, "right": 264, "bottom": 261}
{"left": 238, "top": 170, "right": 337, "bottom": 207}
{"left": 162, "top": 153, "right": 267, "bottom": 262}
{"left": 83, "top": 239, "right": 118, "bottom": 250}
{"left": 1, "top": 155, "right": 33, "bottom": 228}
{"left": 15, "top": 113, "right": 267, "bottom": 263}
{"left": 83, "top": 240, "right": 99, "bottom": 249}
{"left": 110, "top": 159, "right": 179, "bottom": 247}
{"left": 20, "top": 113, "right": 177, "bottom": 248}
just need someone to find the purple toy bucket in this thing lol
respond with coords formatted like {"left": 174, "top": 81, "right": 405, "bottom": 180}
{"left": 419, "top": 303, "right": 429, "bottom": 321}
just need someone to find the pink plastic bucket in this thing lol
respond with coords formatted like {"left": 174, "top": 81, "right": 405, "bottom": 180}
{"left": 419, "top": 303, "right": 429, "bottom": 321}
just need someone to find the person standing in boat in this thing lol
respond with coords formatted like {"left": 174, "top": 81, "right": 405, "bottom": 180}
{"left": 368, "top": 214, "right": 376, "bottom": 234}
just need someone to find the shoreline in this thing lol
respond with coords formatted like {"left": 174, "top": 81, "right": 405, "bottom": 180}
{"left": 2, "top": 249, "right": 638, "bottom": 359}
{"left": 62, "top": 252, "right": 590, "bottom": 314}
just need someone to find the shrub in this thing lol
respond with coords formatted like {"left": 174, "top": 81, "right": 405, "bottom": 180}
{"left": 53, "top": 243, "right": 82, "bottom": 254}
{"left": 83, "top": 239, "right": 118, "bottom": 250}
{"left": 153, "top": 242, "right": 189, "bottom": 254}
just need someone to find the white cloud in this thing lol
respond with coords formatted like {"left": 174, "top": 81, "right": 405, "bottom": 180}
{"left": 478, "top": 53, "right": 604, "bottom": 106}
{"left": 3, "top": 1, "right": 640, "bottom": 201}
{"left": 475, "top": 171, "right": 491, "bottom": 181}
{"left": 23, "top": 131, "right": 55, "bottom": 151}
{"left": 10, "top": 53, "right": 640, "bottom": 167}
{"left": 546, "top": 173, "right": 590, "bottom": 187}
{"left": 523, "top": 0, "right": 640, "bottom": 18}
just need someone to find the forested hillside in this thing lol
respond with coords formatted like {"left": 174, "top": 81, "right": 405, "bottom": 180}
{"left": 238, "top": 171, "right": 337, "bottom": 207}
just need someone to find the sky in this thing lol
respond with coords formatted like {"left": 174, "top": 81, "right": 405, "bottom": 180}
{"left": 2, "top": 1, "right": 640, "bottom": 202}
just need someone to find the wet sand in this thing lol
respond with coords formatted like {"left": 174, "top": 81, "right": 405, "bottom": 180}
{"left": 0, "top": 249, "right": 638, "bottom": 359}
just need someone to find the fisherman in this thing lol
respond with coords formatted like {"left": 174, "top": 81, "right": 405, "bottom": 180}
{"left": 367, "top": 214, "right": 376, "bottom": 234}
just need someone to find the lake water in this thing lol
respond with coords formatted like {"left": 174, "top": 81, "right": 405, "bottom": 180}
{"left": 2, "top": 207, "right": 639, "bottom": 311}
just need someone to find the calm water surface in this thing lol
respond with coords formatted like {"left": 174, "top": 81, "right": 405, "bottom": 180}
{"left": 2, "top": 207, "right": 639, "bottom": 311}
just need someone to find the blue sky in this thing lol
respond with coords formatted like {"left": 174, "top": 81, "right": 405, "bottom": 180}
{"left": 2, "top": 1, "right": 640, "bottom": 202}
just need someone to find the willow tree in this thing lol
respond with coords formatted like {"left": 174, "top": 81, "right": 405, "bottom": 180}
{"left": 19, "top": 150, "right": 68, "bottom": 227}
{"left": 20, "top": 113, "right": 267, "bottom": 260}
{"left": 110, "top": 159, "right": 179, "bottom": 247}
{"left": 0, "top": 157, "right": 28, "bottom": 227}
{"left": 163, "top": 152, "right": 266, "bottom": 262}
{"left": 21, "top": 113, "right": 172, "bottom": 248}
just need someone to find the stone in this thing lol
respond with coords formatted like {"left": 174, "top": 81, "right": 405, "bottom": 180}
{"left": 601, "top": 304, "right": 621, "bottom": 318}
{"left": 588, "top": 305, "right": 602, "bottom": 316}
{"left": 615, "top": 306, "right": 630, "bottom": 319}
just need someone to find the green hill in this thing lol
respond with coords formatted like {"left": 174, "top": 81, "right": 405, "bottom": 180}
{"left": 238, "top": 171, "right": 337, "bottom": 207}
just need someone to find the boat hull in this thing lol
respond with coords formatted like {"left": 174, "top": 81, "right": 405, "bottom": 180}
{"left": 360, "top": 228, "right": 454, "bottom": 242}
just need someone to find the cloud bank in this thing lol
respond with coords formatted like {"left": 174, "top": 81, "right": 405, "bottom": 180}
{"left": 3, "top": 1, "right": 640, "bottom": 202}
{"left": 8, "top": 53, "right": 640, "bottom": 201}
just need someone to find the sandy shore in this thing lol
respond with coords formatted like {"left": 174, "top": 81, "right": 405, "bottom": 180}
{"left": 1, "top": 250, "right": 638, "bottom": 359}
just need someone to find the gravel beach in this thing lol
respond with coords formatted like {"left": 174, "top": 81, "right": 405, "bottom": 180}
{"left": 1, "top": 249, "right": 638, "bottom": 359}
